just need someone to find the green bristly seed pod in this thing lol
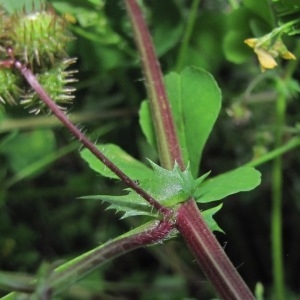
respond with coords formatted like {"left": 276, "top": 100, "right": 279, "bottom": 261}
{"left": 0, "top": 68, "right": 22, "bottom": 105}
{"left": 0, "top": 5, "right": 77, "bottom": 113}
{"left": 21, "top": 58, "right": 78, "bottom": 114}
{"left": 10, "top": 7, "right": 73, "bottom": 67}
{"left": 0, "top": 7, "right": 8, "bottom": 36}
{"left": 0, "top": 8, "right": 11, "bottom": 53}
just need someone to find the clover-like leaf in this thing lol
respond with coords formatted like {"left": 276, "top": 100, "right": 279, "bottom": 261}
{"left": 139, "top": 67, "right": 221, "bottom": 177}
{"left": 166, "top": 67, "right": 221, "bottom": 177}
{"left": 194, "top": 166, "right": 261, "bottom": 203}
{"left": 80, "top": 161, "right": 198, "bottom": 219}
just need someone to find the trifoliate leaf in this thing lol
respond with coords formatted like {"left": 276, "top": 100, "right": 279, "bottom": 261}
{"left": 164, "top": 67, "right": 221, "bottom": 177}
{"left": 80, "top": 161, "right": 198, "bottom": 219}
{"left": 194, "top": 167, "right": 261, "bottom": 203}
{"left": 139, "top": 67, "right": 221, "bottom": 177}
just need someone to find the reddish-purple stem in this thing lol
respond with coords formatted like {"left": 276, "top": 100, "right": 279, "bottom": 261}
{"left": 8, "top": 2, "right": 256, "bottom": 298}
{"left": 176, "top": 199, "right": 255, "bottom": 300}
{"left": 125, "top": 1, "right": 255, "bottom": 299}
{"left": 14, "top": 61, "right": 172, "bottom": 216}
{"left": 50, "top": 220, "right": 174, "bottom": 293}
{"left": 125, "top": 0, "right": 184, "bottom": 170}
{"left": 4, "top": 220, "right": 175, "bottom": 295}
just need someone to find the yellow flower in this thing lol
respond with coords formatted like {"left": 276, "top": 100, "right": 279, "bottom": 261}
{"left": 63, "top": 13, "right": 77, "bottom": 24}
{"left": 244, "top": 35, "right": 296, "bottom": 72}
{"left": 272, "top": 39, "right": 296, "bottom": 60}
{"left": 244, "top": 38, "right": 258, "bottom": 48}
{"left": 280, "top": 50, "right": 296, "bottom": 60}
{"left": 254, "top": 48, "right": 278, "bottom": 72}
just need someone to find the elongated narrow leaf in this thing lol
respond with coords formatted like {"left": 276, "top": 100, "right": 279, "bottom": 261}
{"left": 80, "top": 144, "right": 153, "bottom": 180}
{"left": 165, "top": 67, "right": 221, "bottom": 176}
{"left": 194, "top": 167, "right": 261, "bottom": 203}
{"left": 139, "top": 101, "right": 156, "bottom": 147}
{"left": 139, "top": 67, "right": 221, "bottom": 177}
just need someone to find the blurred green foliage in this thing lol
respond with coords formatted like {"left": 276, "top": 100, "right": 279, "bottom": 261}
{"left": 1, "top": 0, "right": 300, "bottom": 299}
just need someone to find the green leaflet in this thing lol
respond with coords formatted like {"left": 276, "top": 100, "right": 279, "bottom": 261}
{"left": 80, "top": 144, "right": 154, "bottom": 180}
{"left": 80, "top": 192, "right": 154, "bottom": 219}
{"left": 139, "top": 66, "right": 221, "bottom": 177}
{"left": 80, "top": 154, "right": 237, "bottom": 233}
{"left": 80, "top": 145, "right": 201, "bottom": 218}
{"left": 80, "top": 142, "right": 260, "bottom": 231}
{"left": 139, "top": 101, "right": 156, "bottom": 148}
{"left": 0, "top": 129, "right": 56, "bottom": 177}
{"left": 80, "top": 162, "right": 198, "bottom": 219}
{"left": 202, "top": 204, "right": 224, "bottom": 233}
{"left": 194, "top": 166, "right": 261, "bottom": 203}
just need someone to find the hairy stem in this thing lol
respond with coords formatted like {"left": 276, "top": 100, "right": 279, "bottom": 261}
{"left": 1, "top": 220, "right": 174, "bottom": 299}
{"left": 14, "top": 61, "right": 171, "bottom": 216}
{"left": 50, "top": 220, "right": 174, "bottom": 295}
{"left": 176, "top": 199, "right": 255, "bottom": 300}
{"left": 125, "top": 0, "right": 184, "bottom": 170}
{"left": 125, "top": 1, "right": 255, "bottom": 298}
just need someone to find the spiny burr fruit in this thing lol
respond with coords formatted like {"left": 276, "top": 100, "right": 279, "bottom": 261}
{"left": 0, "top": 7, "right": 10, "bottom": 47}
{"left": 21, "top": 58, "right": 78, "bottom": 114}
{"left": 10, "top": 6, "right": 74, "bottom": 67}
{"left": 0, "top": 5, "right": 77, "bottom": 113}
{"left": 0, "top": 68, "right": 21, "bottom": 105}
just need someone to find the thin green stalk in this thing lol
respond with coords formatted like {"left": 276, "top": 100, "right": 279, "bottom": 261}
{"left": 244, "top": 137, "right": 300, "bottom": 168}
{"left": 3, "top": 123, "right": 114, "bottom": 188}
{"left": 0, "top": 271, "right": 35, "bottom": 294}
{"left": 176, "top": 0, "right": 201, "bottom": 71}
{"left": 176, "top": 199, "right": 255, "bottom": 300}
{"left": 0, "top": 110, "right": 133, "bottom": 133}
{"left": 4, "top": 142, "right": 78, "bottom": 188}
{"left": 271, "top": 91, "right": 286, "bottom": 299}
